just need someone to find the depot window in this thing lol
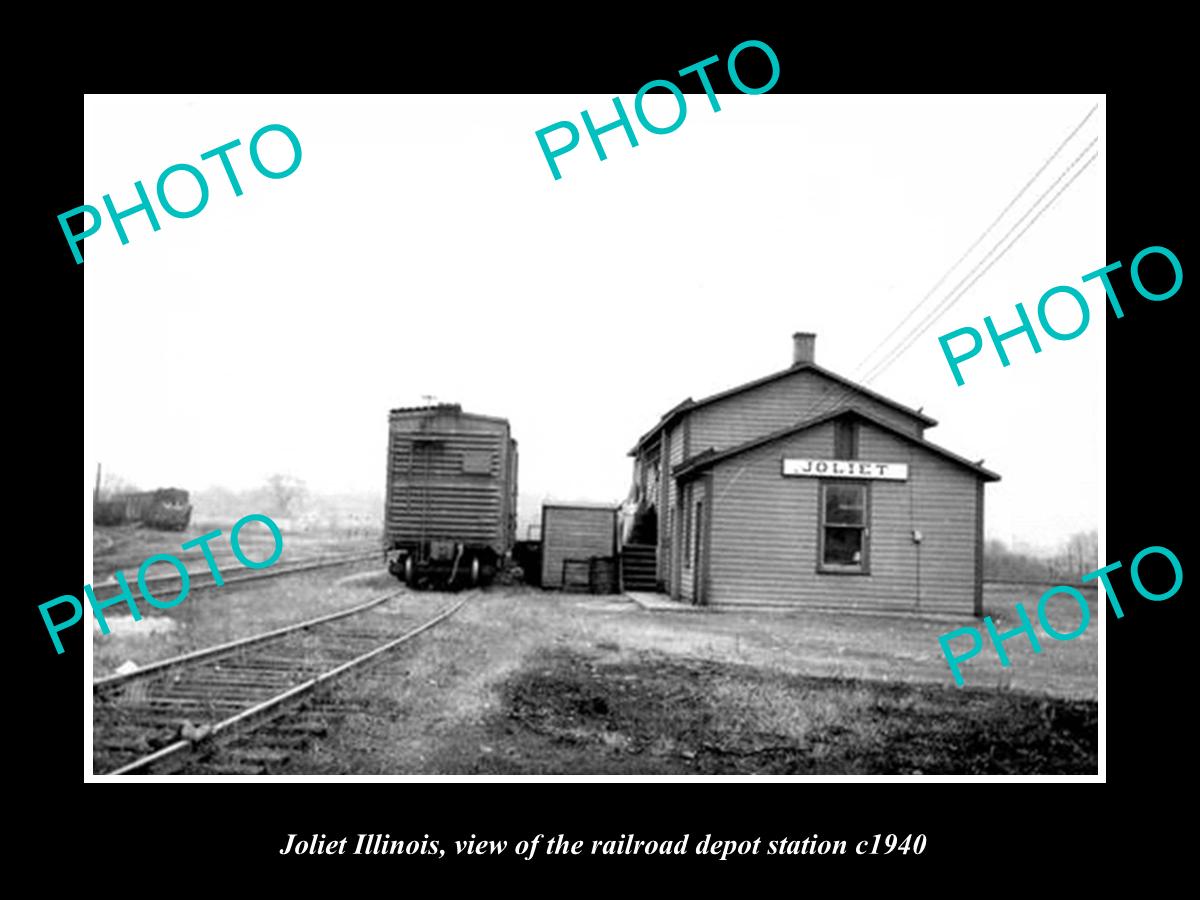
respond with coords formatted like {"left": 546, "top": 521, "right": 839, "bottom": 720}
{"left": 819, "top": 482, "right": 869, "bottom": 573}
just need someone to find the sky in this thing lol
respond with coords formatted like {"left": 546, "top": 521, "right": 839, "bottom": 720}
{"left": 84, "top": 93, "right": 1104, "bottom": 552}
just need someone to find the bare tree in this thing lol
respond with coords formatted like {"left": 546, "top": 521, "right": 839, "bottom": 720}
{"left": 100, "top": 470, "right": 140, "bottom": 499}
{"left": 985, "top": 537, "right": 1056, "bottom": 582}
{"left": 264, "top": 474, "right": 308, "bottom": 517}
{"left": 1061, "top": 529, "right": 1098, "bottom": 575}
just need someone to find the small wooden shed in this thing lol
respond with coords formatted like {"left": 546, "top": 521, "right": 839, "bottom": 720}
{"left": 540, "top": 503, "right": 619, "bottom": 591}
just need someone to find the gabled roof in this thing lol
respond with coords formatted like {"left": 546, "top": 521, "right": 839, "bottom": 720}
{"left": 629, "top": 361, "right": 938, "bottom": 456}
{"left": 673, "top": 405, "right": 1000, "bottom": 483}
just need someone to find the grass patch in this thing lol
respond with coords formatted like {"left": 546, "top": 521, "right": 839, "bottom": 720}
{"left": 478, "top": 648, "right": 1096, "bottom": 775}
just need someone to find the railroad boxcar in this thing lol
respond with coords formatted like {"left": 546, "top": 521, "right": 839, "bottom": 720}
{"left": 383, "top": 404, "right": 518, "bottom": 589}
{"left": 96, "top": 487, "right": 193, "bottom": 531}
{"left": 136, "top": 488, "right": 192, "bottom": 531}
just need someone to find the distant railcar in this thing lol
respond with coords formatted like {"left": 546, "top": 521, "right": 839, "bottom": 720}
{"left": 138, "top": 488, "right": 192, "bottom": 531}
{"left": 97, "top": 488, "right": 193, "bottom": 531}
{"left": 383, "top": 404, "right": 518, "bottom": 589}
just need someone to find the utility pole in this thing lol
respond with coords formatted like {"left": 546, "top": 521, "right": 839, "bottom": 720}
{"left": 95, "top": 462, "right": 102, "bottom": 504}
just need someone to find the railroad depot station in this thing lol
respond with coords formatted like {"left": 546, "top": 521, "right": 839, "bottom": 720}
{"left": 544, "top": 333, "right": 999, "bottom": 616}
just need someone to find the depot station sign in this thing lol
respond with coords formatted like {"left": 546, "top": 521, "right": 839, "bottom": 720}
{"left": 782, "top": 458, "right": 909, "bottom": 480}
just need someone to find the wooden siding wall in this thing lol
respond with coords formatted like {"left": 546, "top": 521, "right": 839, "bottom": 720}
{"left": 507, "top": 440, "right": 519, "bottom": 549}
{"left": 655, "top": 434, "right": 668, "bottom": 578}
{"left": 660, "top": 423, "right": 685, "bottom": 586}
{"left": 690, "top": 369, "right": 926, "bottom": 453}
{"left": 384, "top": 412, "right": 514, "bottom": 554}
{"left": 706, "top": 421, "right": 979, "bottom": 615}
{"left": 541, "top": 506, "right": 617, "bottom": 588}
{"left": 677, "top": 479, "right": 711, "bottom": 604}
{"left": 637, "top": 446, "right": 661, "bottom": 510}
{"left": 676, "top": 482, "right": 694, "bottom": 601}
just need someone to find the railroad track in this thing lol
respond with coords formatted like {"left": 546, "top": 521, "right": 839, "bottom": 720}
{"left": 96, "top": 548, "right": 381, "bottom": 599}
{"left": 93, "top": 590, "right": 465, "bottom": 775}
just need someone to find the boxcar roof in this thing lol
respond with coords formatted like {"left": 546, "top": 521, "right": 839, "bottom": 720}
{"left": 629, "top": 361, "right": 938, "bottom": 456}
{"left": 388, "top": 403, "right": 512, "bottom": 427}
{"left": 390, "top": 403, "right": 463, "bottom": 413}
{"left": 672, "top": 405, "right": 1000, "bottom": 482}
{"left": 542, "top": 501, "right": 621, "bottom": 511}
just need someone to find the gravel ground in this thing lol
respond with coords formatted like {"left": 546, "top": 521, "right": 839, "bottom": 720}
{"left": 177, "top": 584, "right": 1097, "bottom": 775}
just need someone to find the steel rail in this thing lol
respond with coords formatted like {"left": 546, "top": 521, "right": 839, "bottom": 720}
{"left": 100, "top": 596, "right": 467, "bottom": 776}
{"left": 100, "top": 549, "right": 380, "bottom": 594}
{"left": 93, "top": 589, "right": 398, "bottom": 691}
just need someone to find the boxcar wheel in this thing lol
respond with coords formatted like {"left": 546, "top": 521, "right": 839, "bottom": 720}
{"left": 470, "top": 556, "right": 481, "bottom": 587}
{"left": 404, "top": 556, "right": 414, "bottom": 585}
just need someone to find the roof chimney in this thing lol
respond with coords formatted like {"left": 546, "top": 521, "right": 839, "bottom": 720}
{"left": 792, "top": 332, "right": 816, "bottom": 366}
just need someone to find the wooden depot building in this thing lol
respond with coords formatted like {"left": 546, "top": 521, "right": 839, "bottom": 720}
{"left": 621, "top": 333, "right": 999, "bottom": 616}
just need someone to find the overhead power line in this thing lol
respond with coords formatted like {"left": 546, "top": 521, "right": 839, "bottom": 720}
{"left": 853, "top": 103, "right": 1099, "bottom": 380}
{"left": 859, "top": 139, "right": 1099, "bottom": 386}
{"left": 797, "top": 108, "right": 1100, "bottom": 425}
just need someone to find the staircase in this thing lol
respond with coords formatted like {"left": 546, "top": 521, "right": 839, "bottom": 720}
{"left": 620, "top": 543, "right": 658, "bottom": 592}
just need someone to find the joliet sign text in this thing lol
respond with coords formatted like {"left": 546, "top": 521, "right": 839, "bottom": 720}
{"left": 782, "top": 459, "right": 909, "bottom": 480}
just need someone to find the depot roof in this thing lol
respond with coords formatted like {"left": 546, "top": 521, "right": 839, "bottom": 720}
{"left": 672, "top": 405, "right": 1000, "bottom": 483}
{"left": 629, "top": 361, "right": 939, "bottom": 456}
